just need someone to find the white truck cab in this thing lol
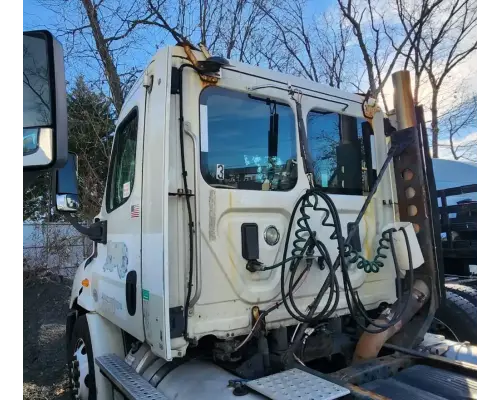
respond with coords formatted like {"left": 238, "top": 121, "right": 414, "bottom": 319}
{"left": 69, "top": 45, "right": 399, "bottom": 360}
{"left": 44, "top": 44, "right": 476, "bottom": 400}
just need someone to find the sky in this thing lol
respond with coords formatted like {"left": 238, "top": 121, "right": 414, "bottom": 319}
{"left": 24, "top": 0, "right": 477, "bottom": 161}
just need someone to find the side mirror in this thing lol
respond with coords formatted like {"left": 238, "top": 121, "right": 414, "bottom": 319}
{"left": 55, "top": 152, "right": 80, "bottom": 213}
{"left": 53, "top": 152, "right": 107, "bottom": 243}
{"left": 24, "top": 30, "right": 67, "bottom": 172}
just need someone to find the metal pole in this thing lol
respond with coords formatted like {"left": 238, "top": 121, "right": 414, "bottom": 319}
{"left": 392, "top": 71, "right": 417, "bottom": 130}
{"left": 389, "top": 70, "right": 441, "bottom": 348}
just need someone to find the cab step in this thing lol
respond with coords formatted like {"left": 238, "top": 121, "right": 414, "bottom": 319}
{"left": 95, "top": 354, "right": 170, "bottom": 400}
{"left": 246, "top": 368, "right": 350, "bottom": 400}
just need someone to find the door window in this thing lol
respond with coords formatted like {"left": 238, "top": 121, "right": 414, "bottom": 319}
{"left": 106, "top": 109, "right": 139, "bottom": 212}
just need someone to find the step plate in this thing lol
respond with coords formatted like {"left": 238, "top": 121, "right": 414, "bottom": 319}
{"left": 95, "top": 354, "right": 169, "bottom": 400}
{"left": 246, "top": 368, "right": 350, "bottom": 400}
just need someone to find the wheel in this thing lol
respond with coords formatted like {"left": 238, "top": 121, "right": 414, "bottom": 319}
{"left": 431, "top": 291, "right": 477, "bottom": 344}
{"left": 444, "top": 283, "right": 477, "bottom": 306}
{"left": 68, "top": 315, "right": 97, "bottom": 400}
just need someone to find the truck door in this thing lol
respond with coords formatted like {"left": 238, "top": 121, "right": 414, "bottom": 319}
{"left": 187, "top": 68, "right": 387, "bottom": 336}
{"left": 92, "top": 84, "right": 146, "bottom": 341}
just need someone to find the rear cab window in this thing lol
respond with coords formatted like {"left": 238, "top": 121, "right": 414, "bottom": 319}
{"left": 199, "top": 86, "right": 297, "bottom": 191}
{"left": 307, "top": 109, "right": 374, "bottom": 195}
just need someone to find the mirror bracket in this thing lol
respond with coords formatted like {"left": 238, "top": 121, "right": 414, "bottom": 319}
{"left": 64, "top": 213, "right": 107, "bottom": 244}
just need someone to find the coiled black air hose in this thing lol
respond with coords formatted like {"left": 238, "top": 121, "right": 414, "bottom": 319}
{"left": 345, "top": 230, "right": 392, "bottom": 273}
{"left": 341, "top": 227, "right": 414, "bottom": 333}
{"left": 276, "top": 137, "right": 416, "bottom": 348}
{"left": 280, "top": 189, "right": 344, "bottom": 324}
{"left": 279, "top": 187, "right": 415, "bottom": 337}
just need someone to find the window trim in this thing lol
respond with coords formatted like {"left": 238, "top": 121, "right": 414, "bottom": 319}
{"left": 105, "top": 107, "right": 139, "bottom": 214}
{"left": 306, "top": 108, "right": 373, "bottom": 196}
{"left": 199, "top": 86, "right": 298, "bottom": 192}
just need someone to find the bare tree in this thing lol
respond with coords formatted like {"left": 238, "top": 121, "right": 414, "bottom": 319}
{"left": 254, "top": 0, "right": 320, "bottom": 81}
{"left": 314, "top": 11, "right": 352, "bottom": 89}
{"left": 36, "top": 0, "right": 348, "bottom": 100}
{"left": 38, "top": 0, "right": 157, "bottom": 113}
{"left": 438, "top": 93, "right": 476, "bottom": 161}
{"left": 392, "top": 0, "right": 437, "bottom": 103}
{"left": 337, "top": 0, "right": 443, "bottom": 111}
{"left": 80, "top": 0, "right": 125, "bottom": 112}
{"left": 425, "top": 0, "right": 476, "bottom": 158}
{"left": 198, "top": 0, "right": 224, "bottom": 51}
{"left": 144, "top": 0, "right": 273, "bottom": 65}
{"left": 137, "top": 0, "right": 193, "bottom": 43}
{"left": 211, "top": 0, "right": 265, "bottom": 61}
{"left": 253, "top": 0, "right": 352, "bottom": 88}
{"left": 31, "top": 0, "right": 288, "bottom": 130}
{"left": 31, "top": 0, "right": 476, "bottom": 164}
{"left": 395, "top": 0, "right": 477, "bottom": 158}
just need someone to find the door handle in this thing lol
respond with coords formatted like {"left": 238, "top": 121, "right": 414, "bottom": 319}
{"left": 125, "top": 271, "right": 137, "bottom": 316}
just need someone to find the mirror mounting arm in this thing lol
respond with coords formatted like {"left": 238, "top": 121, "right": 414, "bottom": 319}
{"left": 64, "top": 213, "right": 107, "bottom": 244}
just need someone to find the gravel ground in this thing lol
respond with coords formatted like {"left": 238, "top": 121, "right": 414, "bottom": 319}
{"left": 24, "top": 274, "right": 72, "bottom": 400}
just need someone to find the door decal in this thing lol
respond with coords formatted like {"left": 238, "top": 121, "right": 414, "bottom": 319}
{"left": 103, "top": 241, "right": 129, "bottom": 279}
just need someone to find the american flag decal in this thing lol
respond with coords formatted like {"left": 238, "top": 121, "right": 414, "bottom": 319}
{"left": 131, "top": 204, "right": 140, "bottom": 218}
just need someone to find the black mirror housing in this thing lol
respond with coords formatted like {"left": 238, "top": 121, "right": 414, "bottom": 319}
{"left": 54, "top": 152, "right": 80, "bottom": 213}
{"left": 23, "top": 30, "right": 68, "bottom": 175}
{"left": 52, "top": 152, "right": 107, "bottom": 243}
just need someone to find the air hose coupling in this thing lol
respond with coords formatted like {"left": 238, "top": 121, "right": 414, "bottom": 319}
{"left": 246, "top": 260, "right": 264, "bottom": 273}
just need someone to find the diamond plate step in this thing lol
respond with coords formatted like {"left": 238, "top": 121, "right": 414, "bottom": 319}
{"left": 95, "top": 354, "right": 170, "bottom": 400}
{"left": 246, "top": 368, "right": 350, "bottom": 400}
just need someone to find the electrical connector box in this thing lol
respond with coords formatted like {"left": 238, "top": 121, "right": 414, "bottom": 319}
{"left": 381, "top": 222, "right": 425, "bottom": 271}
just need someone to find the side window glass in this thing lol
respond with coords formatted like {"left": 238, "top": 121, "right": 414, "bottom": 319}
{"left": 106, "top": 110, "right": 138, "bottom": 211}
{"left": 307, "top": 110, "right": 373, "bottom": 195}
{"left": 200, "top": 87, "right": 297, "bottom": 191}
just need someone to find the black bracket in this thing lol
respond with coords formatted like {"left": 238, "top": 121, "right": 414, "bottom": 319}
{"left": 170, "top": 66, "right": 181, "bottom": 94}
{"left": 384, "top": 117, "right": 397, "bottom": 137}
{"left": 64, "top": 213, "right": 107, "bottom": 244}
{"left": 169, "top": 306, "right": 185, "bottom": 338}
{"left": 168, "top": 189, "right": 194, "bottom": 197}
{"left": 389, "top": 127, "right": 415, "bottom": 157}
